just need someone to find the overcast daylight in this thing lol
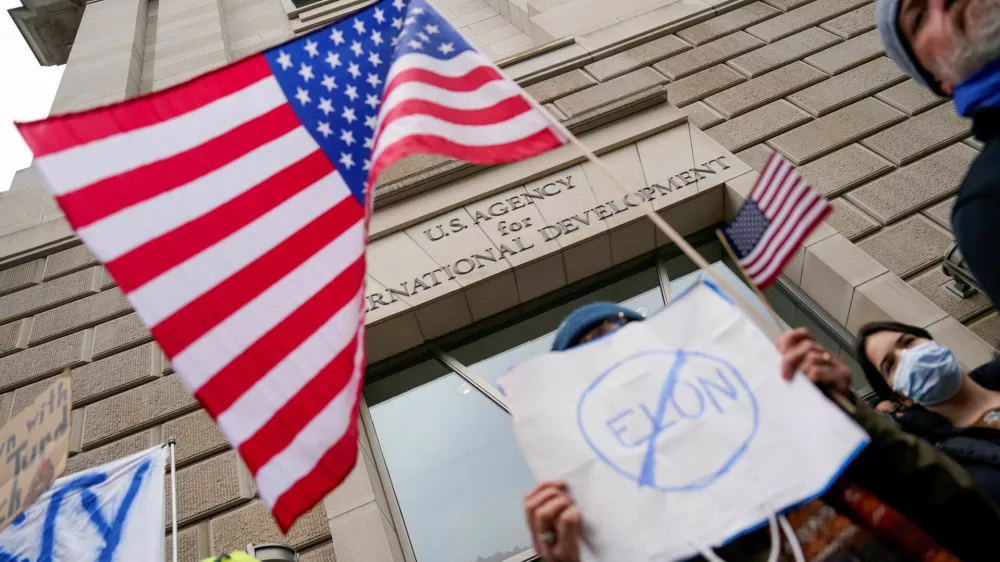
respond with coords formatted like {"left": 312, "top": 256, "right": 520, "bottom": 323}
{"left": 1, "top": 0, "right": 62, "bottom": 191}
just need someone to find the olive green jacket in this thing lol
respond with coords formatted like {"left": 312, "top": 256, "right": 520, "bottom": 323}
{"left": 713, "top": 395, "right": 1000, "bottom": 561}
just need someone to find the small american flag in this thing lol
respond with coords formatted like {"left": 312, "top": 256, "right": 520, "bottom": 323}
{"left": 18, "top": 0, "right": 565, "bottom": 530}
{"left": 723, "top": 152, "right": 831, "bottom": 289}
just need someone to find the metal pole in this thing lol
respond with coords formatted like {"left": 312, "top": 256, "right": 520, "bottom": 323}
{"left": 655, "top": 256, "right": 673, "bottom": 303}
{"left": 430, "top": 345, "right": 511, "bottom": 413}
{"left": 168, "top": 438, "right": 178, "bottom": 562}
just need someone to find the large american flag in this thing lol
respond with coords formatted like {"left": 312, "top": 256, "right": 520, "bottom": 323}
{"left": 18, "top": 0, "right": 565, "bottom": 530}
{"left": 722, "top": 152, "right": 831, "bottom": 289}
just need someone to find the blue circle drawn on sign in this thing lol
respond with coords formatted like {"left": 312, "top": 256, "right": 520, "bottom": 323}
{"left": 576, "top": 349, "right": 759, "bottom": 492}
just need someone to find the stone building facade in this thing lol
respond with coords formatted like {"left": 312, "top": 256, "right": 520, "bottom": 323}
{"left": 4, "top": 0, "right": 997, "bottom": 560}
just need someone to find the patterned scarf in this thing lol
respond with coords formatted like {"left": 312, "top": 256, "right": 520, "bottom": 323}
{"left": 781, "top": 481, "right": 957, "bottom": 562}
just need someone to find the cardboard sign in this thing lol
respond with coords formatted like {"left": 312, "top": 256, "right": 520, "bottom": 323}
{"left": 0, "top": 372, "right": 72, "bottom": 531}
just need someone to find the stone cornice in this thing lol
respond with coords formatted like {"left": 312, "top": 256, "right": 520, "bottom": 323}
{"left": 7, "top": 0, "right": 84, "bottom": 66}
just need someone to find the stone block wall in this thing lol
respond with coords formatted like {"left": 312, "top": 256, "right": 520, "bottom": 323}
{"left": 528, "top": 0, "right": 994, "bottom": 349}
{"left": 0, "top": 245, "right": 335, "bottom": 560}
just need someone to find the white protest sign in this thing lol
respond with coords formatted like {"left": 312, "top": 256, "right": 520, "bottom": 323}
{"left": 498, "top": 280, "right": 869, "bottom": 562}
{"left": 0, "top": 446, "right": 167, "bottom": 562}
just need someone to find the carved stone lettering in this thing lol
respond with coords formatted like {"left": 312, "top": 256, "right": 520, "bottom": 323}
{"left": 364, "top": 157, "right": 728, "bottom": 308}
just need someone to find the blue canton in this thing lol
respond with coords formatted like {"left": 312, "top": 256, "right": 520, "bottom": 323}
{"left": 723, "top": 199, "right": 770, "bottom": 258}
{"left": 264, "top": 0, "right": 478, "bottom": 204}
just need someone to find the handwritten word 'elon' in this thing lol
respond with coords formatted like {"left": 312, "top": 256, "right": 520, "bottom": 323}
{"left": 605, "top": 367, "right": 740, "bottom": 448}
{"left": 578, "top": 350, "right": 758, "bottom": 492}
{"left": 364, "top": 157, "right": 731, "bottom": 313}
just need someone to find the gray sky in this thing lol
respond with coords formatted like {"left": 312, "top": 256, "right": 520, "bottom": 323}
{"left": 1, "top": 0, "right": 63, "bottom": 191}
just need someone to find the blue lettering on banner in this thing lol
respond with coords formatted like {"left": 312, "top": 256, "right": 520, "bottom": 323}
{"left": 0, "top": 458, "right": 153, "bottom": 562}
{"left": 0, "top": 549, "right": 28, "bottom": 562}
{"left": 577, "top": 350, "right": 758, "bottom": 492}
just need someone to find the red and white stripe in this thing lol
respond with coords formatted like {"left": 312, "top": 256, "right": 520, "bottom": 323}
{"left": 369, "top": 50, "right": 565, "bottom": 181}
{"left": 17, "top": 7, "right": 572, "bottom": 529}
{"left": 741, "top": 153, "right": 831, "bottom": 287}
{"left": 17, "top": 55, "right": 367, "bottom": 530}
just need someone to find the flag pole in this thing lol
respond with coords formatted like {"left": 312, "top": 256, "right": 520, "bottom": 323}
{"left": 713, "top": 228, "right": 855, "bottom": 412}
{"left": 714, "top": 229, "right": 786, "bottom": 335}
{"left": 553, "top": 123, "right": 782, "bottom": 341}
{"left": 484, "top": 27, "right": 854, "bottom": 405}
{"left": 463, "top": 12, "right": 772, "bottom": 334}
{"left": 168, "top": 438, "right": 178, "bottom": 562}
{"left": 526, "top": 100, "right": 858, "bottom": 411}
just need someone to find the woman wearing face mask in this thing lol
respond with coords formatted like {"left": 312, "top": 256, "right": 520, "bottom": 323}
{"left": 857, "top": 320, "right": 1000, "bottom": 504}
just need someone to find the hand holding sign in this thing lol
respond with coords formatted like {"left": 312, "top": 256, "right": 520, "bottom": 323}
{"left": 777, "top": 329, "right": 852, "bottom": 395}
{"left": 524, "top": 481, "right": 582, "bottom": 562}
{"left": 499, "top": 281, "right": 869, "bottom": 562}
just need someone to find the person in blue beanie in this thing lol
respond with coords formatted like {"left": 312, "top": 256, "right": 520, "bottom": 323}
{"left": 521, "top": 302, "right": 1000, "bottom": 561}
{"left": 876, "top": 0, "right": 1000, "bottom": 309}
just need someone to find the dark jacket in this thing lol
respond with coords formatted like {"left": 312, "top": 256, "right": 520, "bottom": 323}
{"left": 711, "top": 394, "right": 1000, "bottom": 561}
{"left": 893, "top": 358, "right": 1000, "bottom": 508}
{"left": 953, "top": 108, "right": 1000, "bottom": 308}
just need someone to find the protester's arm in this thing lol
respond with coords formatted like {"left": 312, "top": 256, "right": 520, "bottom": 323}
{"left": 845, "top": 395, "right": 1000, "bottom": 561}
{"left": 777, "top": 328, "right": 1000, "bottom": 560}
{"left": 776, "top": 328, "right": 850, "bottom": 395}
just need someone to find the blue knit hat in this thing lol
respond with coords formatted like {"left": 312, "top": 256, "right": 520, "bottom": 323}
{"left": 551, "top": 302, "right": 644, "bottom": 351}
{"left": 876, "top": 0, "right": 946, "bottom": 95}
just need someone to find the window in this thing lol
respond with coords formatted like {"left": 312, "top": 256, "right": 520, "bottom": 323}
{"left": 366, "top": 360, "right": 536, "bottom": 562}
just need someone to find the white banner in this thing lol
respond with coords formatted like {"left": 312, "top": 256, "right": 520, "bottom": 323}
{"left": 498, "top": 280, "right": 870, "bottom": 562}
{"left": 0, "top": 446, "right": 167, "bottom": 562}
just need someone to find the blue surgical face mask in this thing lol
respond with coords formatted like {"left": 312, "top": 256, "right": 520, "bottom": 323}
{"left": 891, "top": 341, "right": 964, "bottom": 405}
